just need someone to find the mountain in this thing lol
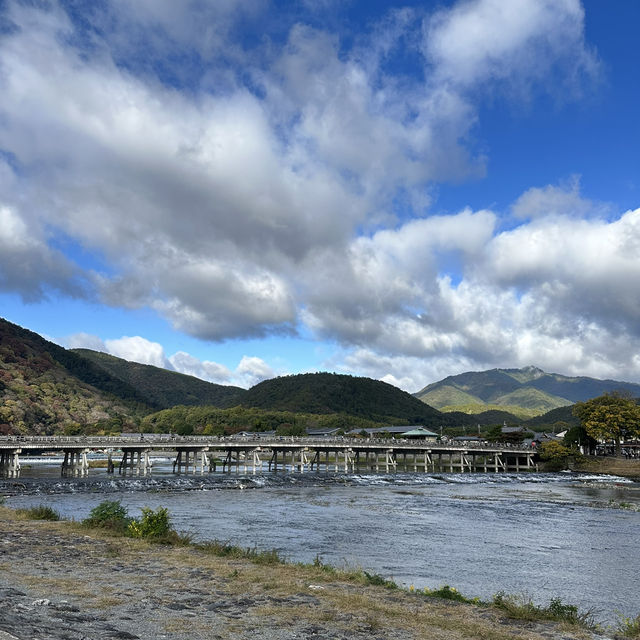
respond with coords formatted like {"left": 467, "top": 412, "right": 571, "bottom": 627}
{"left": 73, "top": 349, "right": 245, "bottom": 410}
{"left": 0, "top": 318, "right": 245, "bottom": 435}
{"left": 240, "top": 372, "right": 457, "bottom": 427}
{"left": 0, "top": 318, "right": 150, "bottom": 434}
{"left": 415, "top": 365, "right": 640, "bottom": 416}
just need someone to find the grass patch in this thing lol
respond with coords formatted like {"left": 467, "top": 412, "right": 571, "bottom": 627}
{"left": 16, "top": 504, "right": 61, "bottom": 521}
{"left": 197, "top": 540, "right": 284, "bottom": 565}
{"left": 423, "top": 584, "right": 481, "bottom": 604}
{"left": 80, "top": 500, "right": 193, "bottom": 545}
{"left": 492, "top": 592, "right": 592, "bottom": 626}
{"left": 357, "top": 570, "right": 398, "bottom": 589}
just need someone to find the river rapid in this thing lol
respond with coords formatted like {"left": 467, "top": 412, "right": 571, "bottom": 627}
{"left": 2, "top": 462, "right": 639, "bottom": 625}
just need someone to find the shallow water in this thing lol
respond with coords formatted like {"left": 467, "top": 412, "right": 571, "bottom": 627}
{"left": 3, "top": 462, "right": 639, "bottom": 624}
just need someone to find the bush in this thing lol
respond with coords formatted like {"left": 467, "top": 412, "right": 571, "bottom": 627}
{"left": 618, "top": 614, "right": 640, "bottom": 638}
{"left": 128, "top": 506, "right": 171, "bottom": 539}
{"left": 82, "top": 500, "right": 131, "bottom": 533}
{"left": 17, "top": 505, "right": 61, "bottom": 521}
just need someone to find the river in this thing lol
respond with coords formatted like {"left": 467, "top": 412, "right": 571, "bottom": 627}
{"left": 2, "top": 461, "right": 638, "bottom": 625}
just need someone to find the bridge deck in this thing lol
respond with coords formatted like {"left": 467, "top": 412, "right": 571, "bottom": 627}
{"left": 0, "top": 435, "right": 537, "bottom": 477}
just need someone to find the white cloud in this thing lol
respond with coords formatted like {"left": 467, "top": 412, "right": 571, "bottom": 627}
{"left": 169, "top": 351, "right": 233, "bottom": 384}
{"left": 425, "top": 0, "right": 599, "bottom": 93}
{"left": 104, "top": 336, "right": 171, "bottom": 369}
{"left": 511, "top": 177, "right": 607, "bottom": 220}
{"left": 234, "top": 356, "right": 276, "bottom": 388}
{"left": 64, "top": 333, "right": 277, "bottom": 388}
{"left": 65, "top": 333, "right": 107, "bottom": 352}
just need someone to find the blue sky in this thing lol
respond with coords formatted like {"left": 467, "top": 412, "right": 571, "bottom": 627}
{"left": 0, "top": 0, "right": 639, "bottom": 391}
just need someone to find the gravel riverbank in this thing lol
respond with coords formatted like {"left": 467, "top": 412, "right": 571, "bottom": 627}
{"left": 0, "top": 507, "right": 615, "bottom": 640}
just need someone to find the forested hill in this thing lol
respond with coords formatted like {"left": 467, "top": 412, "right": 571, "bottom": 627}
{"left": 73, "top": 349, "right": 245, "bottom": 410}
{"left": 414, "top": 365, "right": 640, "bottom": 416}
{"left": 240, "top": 372, "right": 456, "bottom": 426}
{"left": 0, "top": 317, "right": 150, "bottom": 434}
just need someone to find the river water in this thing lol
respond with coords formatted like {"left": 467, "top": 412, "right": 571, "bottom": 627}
{"left": 2, "top": 461, "right": 639, "bottom": 625}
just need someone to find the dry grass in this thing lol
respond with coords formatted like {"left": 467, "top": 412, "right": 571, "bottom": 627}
{"left": 578, "top": 457, "right": 640, "bottom": 478}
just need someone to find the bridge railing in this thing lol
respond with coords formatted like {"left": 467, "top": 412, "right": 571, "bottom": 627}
{"left": 0, "top": 434, "right": 533, "bottom": 453}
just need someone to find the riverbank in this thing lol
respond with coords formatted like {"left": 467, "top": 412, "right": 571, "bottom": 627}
{"left": 572, "top": 457, "right": 640, "bottom": 479}
{"left": 0, "top": 506, "right": 620, "bottom": 640}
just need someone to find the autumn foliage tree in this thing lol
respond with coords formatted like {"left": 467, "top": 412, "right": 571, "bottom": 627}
{"left": 572, "top": 393, "right": 640, "bottom": 455}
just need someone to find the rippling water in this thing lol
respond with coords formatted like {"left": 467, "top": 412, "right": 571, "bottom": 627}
{"left": 2, "top": 461, "right": 639, "bottom": 624}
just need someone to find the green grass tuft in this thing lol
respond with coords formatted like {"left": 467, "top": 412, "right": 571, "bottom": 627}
{"left": 492, "top": 592, "right": 592, "bottom": 627}
{"left": 197, "top": 540, "right": 284, "bottom": 565}
{"left": 17, "top": 504, "right": 61, "bottom": 521}
{"left": 617, "top": 614, "right": 640, "bottom": 638}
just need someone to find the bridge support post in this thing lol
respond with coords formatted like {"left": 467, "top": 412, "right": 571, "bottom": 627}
{"left": 1, "top": 449, "right": 21, "bottom": 477}
{"left": 61, "top": 449, "right": 89, "bottom": 477}
{"left": 252, "top": 449, "right": 261, "bottom": 475}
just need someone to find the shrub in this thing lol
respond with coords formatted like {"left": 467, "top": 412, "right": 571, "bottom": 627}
{"left": 82, "top": 500, "right": 131, "bottom": 533}
{"left": 17, "top": 505, "right": 61, "bottom": 521}
{"left": 617, "top": 614, "right": 640, "bottom": 638}
{"left": 128, "top": 506, "right": 171, "bottom": 539}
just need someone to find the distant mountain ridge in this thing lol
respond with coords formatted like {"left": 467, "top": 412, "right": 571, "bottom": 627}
{"left": 74, "top": 349, "right": 245, "bottom": 410}
{"left": 415, "top": 365, "right": 640, "bottom": 416}
{"left": 1, "top": 318, "right": 461, "bottom": 434}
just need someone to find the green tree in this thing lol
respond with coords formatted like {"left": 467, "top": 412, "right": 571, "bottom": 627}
{"left": 572, "top": 393, "right": 640, "bottom": 455}
{"left": 563, "top": 425, "right": 597, "bottom": 453}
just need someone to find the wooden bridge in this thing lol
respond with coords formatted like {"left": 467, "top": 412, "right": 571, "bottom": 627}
{"left": 0, "top": 435, "right": 538, "bottom": 477}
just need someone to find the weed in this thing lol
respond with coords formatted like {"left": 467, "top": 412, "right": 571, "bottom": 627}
{"left": 198, "top": 540, "right": 284, "bottom": 565}
{"left": 312, "top": 554, "right": 337, "bottom": 575}
{"left": 617, "top": 614, "right": 640, "bottom": 638}
{"left": 128, "top": 506, "right": 171, "bottom": 540}
{"left": 492, "top": 592, "right": 592, "bottom": 626}
{"left": 360, "top": 571, "right": 398, "bottom": 589}
{"left": 423, "top": 585, "right": 477, "bottom": 604}
{"left": 16, "top": 505, "right": 61, "bottom": 521}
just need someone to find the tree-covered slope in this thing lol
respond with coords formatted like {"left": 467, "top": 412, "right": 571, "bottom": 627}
{"left": 241, "top": 372, "right": 454, "bottom": 426}
{"left": 73, "top": 349, "right": 246, "bottom": 410}
{"left": 0, "top": 318, "right": 150, "bottom": 434}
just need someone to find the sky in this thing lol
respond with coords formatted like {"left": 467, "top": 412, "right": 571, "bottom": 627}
{"left": 0, "top": 0, "right": 639, "bottom": 392}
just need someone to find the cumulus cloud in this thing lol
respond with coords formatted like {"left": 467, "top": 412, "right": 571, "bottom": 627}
{"left": 65, "top": 332, "right": 107, "bottom": 352}
{"left": 3, "top": 0, "right": 634, "bottom": 391}
{"left": 0, "top": 204, "right": 85, "bottom": 302}
{"left": 104, "top": 336, "right": 172, "bottom": 369}
{"left": 168, "top": 351, "right": 233, "bottom": 384}
{"left": 424, "top": 0, "right": 599, "bottom": 94}
{"left": 65, "top": 333, "right": 275, "bottom": 388}
{"left": 511, "top": 176, "right": 608, "bottom": 220}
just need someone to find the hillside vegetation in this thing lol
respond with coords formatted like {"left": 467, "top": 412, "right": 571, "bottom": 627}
{"left": 74, "top": 349, "right": 245, "bottom": 409}
{"left": 0, "top": 318, "right": 149, "bottom": 434}
{"left": 239, "top": 372, "right": 458, "bottom": 427}
{"left": 415, "top": 365, "right": 640, "bottom": 416}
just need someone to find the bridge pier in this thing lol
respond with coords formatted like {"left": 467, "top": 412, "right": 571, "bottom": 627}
{"left": 119, "top": 449, "right": 152, "bottom": 475}
{"left": 61, "top": 449, "right": 89, "bottom": 477}
{"left": 0, "top": 449, "right": 21, "bottom": 477}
